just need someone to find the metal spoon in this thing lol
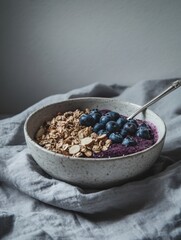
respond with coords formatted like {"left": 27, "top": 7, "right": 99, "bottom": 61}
{"left": 127, "top": 79, "right": 181, "bottom": 120}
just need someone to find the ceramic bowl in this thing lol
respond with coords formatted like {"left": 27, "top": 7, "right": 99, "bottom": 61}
{"left": 24, "top": 97, "right": 166, "bottom": 188}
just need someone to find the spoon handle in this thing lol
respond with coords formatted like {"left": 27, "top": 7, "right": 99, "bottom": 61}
{"left": 127, "top": 79, "right": 181, "bottom": 120}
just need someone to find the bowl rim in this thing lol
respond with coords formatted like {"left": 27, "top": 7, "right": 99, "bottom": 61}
{"left": 24, "top": 97, "right": 167, "bottom": 162}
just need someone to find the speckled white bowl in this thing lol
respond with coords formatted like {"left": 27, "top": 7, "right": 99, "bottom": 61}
{"left": 24, "top": 97, "right": 166, "bottom": 188}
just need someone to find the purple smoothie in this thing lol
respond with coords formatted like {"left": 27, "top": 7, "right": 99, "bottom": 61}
{"left": 92, "top": 111, "right": 158, "bottom": 158}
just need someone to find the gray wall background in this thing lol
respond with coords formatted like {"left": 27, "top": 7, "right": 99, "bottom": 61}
{"left": 1, "top": 0, "right": 181, "bottom": 114}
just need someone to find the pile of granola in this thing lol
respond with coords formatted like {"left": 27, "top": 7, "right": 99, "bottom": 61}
{"left": 36, "top": 109, "right": 112, "bottom": 157}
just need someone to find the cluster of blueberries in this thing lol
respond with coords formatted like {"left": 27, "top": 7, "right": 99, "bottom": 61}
{"left": 79, "top": 109, "right": 153, "bottom": 147}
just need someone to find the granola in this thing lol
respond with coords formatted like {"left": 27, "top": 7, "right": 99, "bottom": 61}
{"left": 36, "top": 109, "right": 111, "bottom": 157}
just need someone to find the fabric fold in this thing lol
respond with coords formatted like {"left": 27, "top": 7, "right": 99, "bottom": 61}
{"left": 0, "top": 79, "right": 181, "bottom": 239}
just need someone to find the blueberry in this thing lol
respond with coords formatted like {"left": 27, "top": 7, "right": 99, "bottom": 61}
{"left": 139, "top": 122, "right": 151, "bottom": 129}
{"left": 90, "top": 109, "right": 101, "bottom": 115}
{"left": 79, "top": 114, "right": 88, "bottom": 125}
{"left": 99, "top": 115, "right": 112, "bottom": 125}
{"left": 120, "top": 128, "right": 128, "bottom": 137}
{"left": 136, "top": 126, "right": 153, "bottom": 139}
{"left": 122, "top": 137, "right": 137, "bottom": 147}
{"left": 127, "top": 119, "right": 139, "bottom": 127}
{"left": 106, "top": 121, "right": 120, "bottom": 133}
{"left": 109, "top": 132, "right": 123, "bottom": 143}
{"left": 79, "top": 114, "right": 95, "bottom": 127}
{"left": 90, "top": 112, "right": 102, "bottom": 123}
{"left": 105, "top": 111, "right": 120, "bottom": 121}
{"left": 117, "top": 116, "right": 127, "bottom": 128}
{"left": 98, "top": 129, "right": 110, "bottom": 136}
{"left": 93, "top": 123, "right": 105, "bottom": 133}
{"left": 123, "top": 122, "right": 137, "bottom": 135}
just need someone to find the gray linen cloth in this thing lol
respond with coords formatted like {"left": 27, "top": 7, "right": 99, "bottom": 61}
{"left": 0, "top": 79, "right": 181, "bottom": 239}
